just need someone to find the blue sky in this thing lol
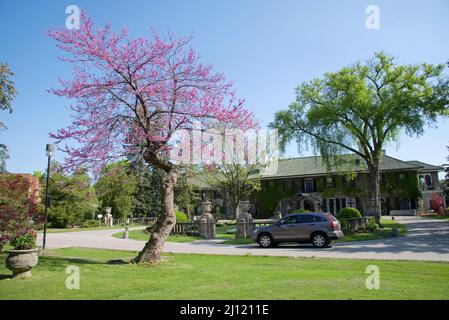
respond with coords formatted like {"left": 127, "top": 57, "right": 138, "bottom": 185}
{"left": 1, "top": 0, "right": 448, "bottom": 175}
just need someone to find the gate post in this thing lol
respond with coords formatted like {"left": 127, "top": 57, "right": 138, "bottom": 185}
{"left": 236, "top": 200, "right": 253, "bottom": 238}
{"left": 236, "top": 216, "right": 247, "bottom": 238}
{"left": 200, "top": 200, "right": 215, "bottom": 239}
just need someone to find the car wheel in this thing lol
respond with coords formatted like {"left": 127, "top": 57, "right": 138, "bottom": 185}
{"left": 311, "top": 233, "right": 329, "bottom": 248}
{"left": 258, "top": 234, "right": 273, "bottom": 248}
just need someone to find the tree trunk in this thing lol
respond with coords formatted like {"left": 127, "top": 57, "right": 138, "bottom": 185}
{"left": 133, "top": 168, "right": 177, "bottom": 264}
{"left": 368, "top": 164, "right": 382, "bottom": 225}
{"left": 232, "top": 198, "right": 240, "bottom": 220}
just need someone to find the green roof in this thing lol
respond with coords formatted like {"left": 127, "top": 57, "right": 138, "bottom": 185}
{"left": 405, "top": 160, "right": 444, "bottom": 172}
{"left": 261, "top": 154, "right": 423, "bottom": 179}
{"left": 188, "top": 155, "right": 442, "bottom": 188}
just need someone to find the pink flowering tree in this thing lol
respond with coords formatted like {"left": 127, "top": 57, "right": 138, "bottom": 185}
{"left": 48, "top": 13, "right": 254, "bottom": 263}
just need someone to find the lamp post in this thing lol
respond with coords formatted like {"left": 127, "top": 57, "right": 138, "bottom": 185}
{"left": 42, "top": 144, "right": 54, "bottom": 251}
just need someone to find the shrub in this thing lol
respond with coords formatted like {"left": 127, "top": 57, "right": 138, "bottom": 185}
{"left": 10, "top": 230, "right": 37, "bottom": 250}
{"left": 337, "top": 207, "right": 362, "bottom": 220}
{"left": 368, "top": 222, "right": 378, "bottom": 232}
{"left": 176, "top": 211, "right": 188, "bottom": 223}
{"left": 81, "top": 220, "right": 100, "bottom": 228}
{"left": 429, "top": 194, "right": 446, "bottom": 214}
{"left": 0, "top": 174, "right": 42, "bottom": 251}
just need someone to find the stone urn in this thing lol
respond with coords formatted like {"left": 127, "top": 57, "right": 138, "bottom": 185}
{"left": 5, "top": 248, "right": 39, "bottom": 278}
{"left": 239, "top": 200, "right": 251, "bottom": 216}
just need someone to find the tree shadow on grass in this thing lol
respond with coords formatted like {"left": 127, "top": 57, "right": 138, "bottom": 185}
{"left": 38, "top": 256, "right": 119, "bottom": 268}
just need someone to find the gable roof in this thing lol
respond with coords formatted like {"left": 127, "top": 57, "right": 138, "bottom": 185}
{"left": 261, "top": 154, "right": 422, "bottom": 179}
{"left": 405, "top": 160, "right": 444, "bottom": 172}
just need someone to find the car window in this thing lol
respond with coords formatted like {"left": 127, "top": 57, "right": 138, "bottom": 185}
{"left": 280, "top": 216, "right": 297, "bottom": 224}
{"left": 296, "top": 215, "right": 315, "bottom": 223}
{"left": 313, "top": 215, "right": 327, "bottom": 222}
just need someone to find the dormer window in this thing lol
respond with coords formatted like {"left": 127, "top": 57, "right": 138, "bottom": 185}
{"left": 419, "top": 174, "right": 433, "bottom": 190}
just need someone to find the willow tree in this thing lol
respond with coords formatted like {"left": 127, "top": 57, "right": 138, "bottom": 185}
{"left": 48, "top": 12, "right": 254, "bottom": 263}
{"left": 271, "top": 52, "right": 449, "bottom": 223}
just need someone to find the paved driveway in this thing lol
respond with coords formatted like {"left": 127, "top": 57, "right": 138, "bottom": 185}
{"left": 36, "top": 216, "right": 449, "bottom": 262}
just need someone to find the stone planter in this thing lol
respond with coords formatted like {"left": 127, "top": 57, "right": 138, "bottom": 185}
{"left": 5, "top": 248, "right": 39, "bottom": 279}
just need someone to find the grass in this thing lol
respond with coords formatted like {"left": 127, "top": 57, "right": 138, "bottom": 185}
{"left": 112, "top": 218, "right": 407, "bottom": 245}
{"left": 112, "top": 224, "right": 239, "bottom": 243}
{"left": 336, "top": 218, "right": 407, "bottom": 243}
{"left": 1, "top": 247, "right": 448, "bottom": 299}
{"left": 112, "top": 229, "right": 201, "bottom": 243}
{"left": 41, "top": 225, "right": 143, "bottom": 234}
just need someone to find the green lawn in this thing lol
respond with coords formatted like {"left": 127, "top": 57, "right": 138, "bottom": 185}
{"left": 336, "top": 218, "right": 407, "bottom": 242}
{"left": 113, "top": 218, "right": 406, "bottom": 245}
{"left": 1, "top": 247, "right": 448, "bottom": 299}
{"left": 113, "top": 225, "right": 238, "bottom": 243}
{"left": 112, "top": 230, "right": 201, "bottom": 243}
{"left": 41, "top": 225, "right": 143, "bottom": 234}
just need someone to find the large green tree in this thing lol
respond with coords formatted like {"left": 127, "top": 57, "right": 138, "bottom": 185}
{"left": 40, "top": 162, "right": 98, "bottom": 228}
{"left": 271, "top": 52, "right": 449, "bottom": 223}
{"left": 95, "top": 161, "right": 137, "bottom": 219}
{"left": 0, "top": 63, "right": 17, "bottom": 173}
{"left": 128, "top": 152, "right": 165, "bottom": 218}
{"left": 175, "top": 168, "right": 200, "bottom": 219}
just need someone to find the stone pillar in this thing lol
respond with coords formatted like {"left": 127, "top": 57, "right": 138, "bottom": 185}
{"left": 236, "top": 216, "right": 247, "bottom": 238}
{"left": 199, "top": 217, "right": 207, "bottom": 238}
{"left": 199, "top": 200, "right": 216, "bottom": 239}
{"left": 208, "top": 215, "right": 216, "bottom": 239}
{"left": 104, "top": 207, "right": 112, "bottom": 227}
{"left": 236, "top": 200, "right": 253, "bottom": 238}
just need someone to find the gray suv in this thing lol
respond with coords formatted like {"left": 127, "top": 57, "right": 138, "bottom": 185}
{"left": 252, "top": 212, "right": 344, "bottom": 248}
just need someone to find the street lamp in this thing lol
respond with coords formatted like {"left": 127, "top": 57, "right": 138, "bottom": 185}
{"left": 42, "top": 144, "right": 54, "bottom": 251}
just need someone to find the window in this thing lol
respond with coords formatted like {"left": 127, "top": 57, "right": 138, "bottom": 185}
{"left": 321, "top": 199, "right": 328, "bottom": 212}
{"left": 313, "top": 215, "right": 327, "bottom": 222}
{"left": 399, "top": 198, "right": 411, "bottom": 210}
{"left": 285, "top": 179, "right": 293, "bottom": 190}
{"left": 327, "top": 198, "right": 336, "bottom": 215}
{"left": 325, "top": 177, "right": 334, "bottom": 188}
{"left": 425, "top": 175, "right": 433, "bottom": 187}
{"left": 304, "top": 178, "right": 314, "bottom": 193}
{"left": 419, "top": 174, "right": 433, "bottom": 190}
{"left": 280, "top": 216, "right": 297, "bottom": 225}
{"left": 296, "top": 215, "right": 315, "bottom": 223}
{"left": 268, "top": 180, "right": 275, "bottom": 188}
{"left": 346, "top": 197, "right": 357, "bottom": 208}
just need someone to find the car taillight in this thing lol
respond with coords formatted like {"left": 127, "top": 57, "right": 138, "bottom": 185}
{"left": 327, "top": 213, "right": 337, "bottom": 230}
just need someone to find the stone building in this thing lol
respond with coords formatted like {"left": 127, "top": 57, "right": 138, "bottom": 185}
{"left": 191, "top": 154, "right": 444, "bottom": 218}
